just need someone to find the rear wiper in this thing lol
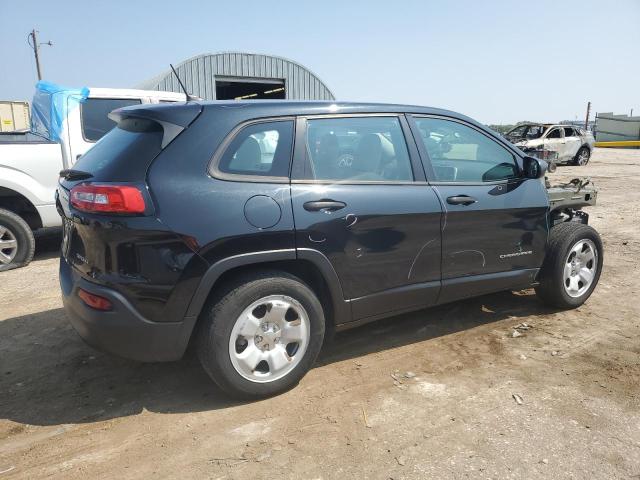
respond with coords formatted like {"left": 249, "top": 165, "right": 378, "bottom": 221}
{"left": 59, "top": 169, "right": 93, "bottom": 181}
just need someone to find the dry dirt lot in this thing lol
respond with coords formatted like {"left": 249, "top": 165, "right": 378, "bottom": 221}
{"left": 1, "top": 149, "right": 639, "bottom": 479}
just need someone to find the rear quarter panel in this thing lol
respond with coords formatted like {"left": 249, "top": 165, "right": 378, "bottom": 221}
{"left": 57, "top": 185, "right": 210, "bottom": 324}
{"left": 146, "top": 107, "right": 296, "bottom": 266}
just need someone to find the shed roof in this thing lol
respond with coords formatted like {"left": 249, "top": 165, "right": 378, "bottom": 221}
{"left": 138, "top": 52, "right": 335, "bottom": 101}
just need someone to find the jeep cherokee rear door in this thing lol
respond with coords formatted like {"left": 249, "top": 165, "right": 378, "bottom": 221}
{"left": 409, "top": 115, "right": 548, "bottom": 304}
{"left": 290, "top": 114, "right": 442, "bottom": 322}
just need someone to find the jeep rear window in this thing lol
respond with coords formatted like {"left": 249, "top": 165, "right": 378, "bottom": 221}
{"left": 81, "top": 98, "right": 142, "bottom": 142}
{"left": 216, "top": 120, "right": 294, "bottom": 178}
{"left": 72, "top": 118, "right": 163, "bottom": 181}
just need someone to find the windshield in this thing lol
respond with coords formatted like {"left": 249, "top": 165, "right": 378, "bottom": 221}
{"left": 506, "top": 124, "right": 548, "bottom": 141}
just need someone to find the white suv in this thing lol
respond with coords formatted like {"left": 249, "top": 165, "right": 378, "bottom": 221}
{"left": 506, "top": 123, "right": 595, "bottom": 166}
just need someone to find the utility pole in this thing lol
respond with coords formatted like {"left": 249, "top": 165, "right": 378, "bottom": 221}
{"left": 584, "top": 101, "right": 591, "bottom": 130}
{"left": 27, "top": 29, "right": 53, "bottom": 80}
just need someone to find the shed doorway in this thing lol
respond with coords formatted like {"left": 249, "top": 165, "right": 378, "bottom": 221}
{"left": 215, "top": 77, "right": 286, "bottom": 100}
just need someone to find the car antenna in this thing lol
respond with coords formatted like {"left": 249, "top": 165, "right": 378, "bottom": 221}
{"left": 170, "top": 63, "right": 196, "bottom": 101}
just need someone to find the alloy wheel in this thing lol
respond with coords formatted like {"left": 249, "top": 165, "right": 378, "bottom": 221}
{"left": 0, "top": 225, "right": 18, "bottom": 266}
{"left": 563, "top": 239, "right": 598, "bottom": 298}
{"left": 228, "top": 295, "right": 310, "bottom": 383}
{"left": 577, "top": 149, "right": 590, "bottom": 166}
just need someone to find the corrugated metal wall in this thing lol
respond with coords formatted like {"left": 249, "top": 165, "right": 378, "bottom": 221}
{"left": 139, "top": 52, "right": 335, "bottom": 101}
{"left": 595, "top": 113, "right": 640, "bottom": 141}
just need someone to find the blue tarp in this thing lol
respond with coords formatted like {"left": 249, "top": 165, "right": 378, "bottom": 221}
{"left": 31, "top": 81, "right": 89, "bottom": 142}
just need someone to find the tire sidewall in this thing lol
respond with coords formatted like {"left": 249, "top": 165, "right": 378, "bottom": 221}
{"left": 0, "top": 209, "right": 35, "bottom": 272}
{"left": 199, "top": 273, "right": 325, "bottom": 398}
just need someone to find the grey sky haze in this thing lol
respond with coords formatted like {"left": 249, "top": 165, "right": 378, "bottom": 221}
{"left": 1, "top": 0, "right": 638, "bottom": 124}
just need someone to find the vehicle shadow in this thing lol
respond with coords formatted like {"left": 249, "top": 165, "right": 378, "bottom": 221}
{"left": 0, "top": 290, "right": 557, "bottom": 427}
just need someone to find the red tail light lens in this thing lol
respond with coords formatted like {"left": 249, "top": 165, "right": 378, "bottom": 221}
{"left": 78, "top": 288, "right": 113, "bottom": 311}
{"left": 70, "top": 184, "right": 146, "bottom": 214}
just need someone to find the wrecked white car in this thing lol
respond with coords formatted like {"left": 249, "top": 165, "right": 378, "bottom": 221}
{"left": 505, "top": 124, "right": 595, "bottom": 166}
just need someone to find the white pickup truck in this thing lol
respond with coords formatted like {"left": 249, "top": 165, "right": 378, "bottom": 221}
{"left": 0, "top": 85, "right": 185, "bottom": 270}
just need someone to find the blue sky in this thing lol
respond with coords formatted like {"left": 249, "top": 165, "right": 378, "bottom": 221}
{"left": 1, "top": 0, "right": 637, "bottom": 124}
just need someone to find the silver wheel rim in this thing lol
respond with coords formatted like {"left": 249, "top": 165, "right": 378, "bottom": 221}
{"left": 578, "top": 149, "right": 589, "bottom": 165}
{"left": 563, "top": 239, "right": 598, "bottom": 298}
{"left": 228, "top": 295, "right": 310, "bottom": 383}
{"left": 0, "top": 225, "right": 18, "bottom": 265}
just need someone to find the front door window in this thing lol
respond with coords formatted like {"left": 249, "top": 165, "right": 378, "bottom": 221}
{"left": 414, "top": 117, "right": 518, "bottom": 183}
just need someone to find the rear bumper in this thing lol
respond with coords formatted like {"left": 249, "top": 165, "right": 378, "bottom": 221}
{"left": 60, "top": 257, "right": 196, "bottom": 362}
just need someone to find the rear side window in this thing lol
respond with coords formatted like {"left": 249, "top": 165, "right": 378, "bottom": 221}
{"left": 217, "top": 120, "right": 294, "bottom": 178}
{"left": 81, "top": 98, "right": 142, "bottom": 142}
{"left": 72, "top": 118, "right": 163, "bottom": 181}
{"left": 302, "top": 116, "right": 413, "bottom": 182}
{"left": 563, "top": 127, "right": 576, "bottom": 137}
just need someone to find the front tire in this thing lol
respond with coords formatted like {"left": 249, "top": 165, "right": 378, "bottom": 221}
{"left": 197, "top": 270, "right": 325, "bottom": 399}
{"left": 574, "top": 146, "right": 591, "bottom": 166}
{"left": 535, "top": 222, "right": 603, "bottom": 309}
{"left": 0, "top": 208, "right": 35, "bottom": 272}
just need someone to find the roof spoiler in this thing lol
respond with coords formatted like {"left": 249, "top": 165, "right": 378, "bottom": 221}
{"left": 108, "top": 102, "right": 202, "bottom": 148}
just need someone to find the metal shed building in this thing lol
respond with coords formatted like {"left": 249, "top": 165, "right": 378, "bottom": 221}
{"left": 138, "top": 52, "right": 335, "bottom": 101}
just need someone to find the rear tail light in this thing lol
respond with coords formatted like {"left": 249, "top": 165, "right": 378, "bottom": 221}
{"left": 78, "top": 288, "right": 113, "bottom": 311}
{"left": 70, "top": 184, "right": 146, "bottom": 214}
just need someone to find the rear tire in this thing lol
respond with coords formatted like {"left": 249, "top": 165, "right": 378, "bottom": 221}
{"left": 0, "top": 208, "right": 35, "bottom": 272}
{"left": 573, "top": 146, "right": 591, "bottom": 166}
{"left": 197, "top": 270, "right": 325, "bottom": 399}
{"left": 535, "top": 222, "right": 603, "bottom": 309}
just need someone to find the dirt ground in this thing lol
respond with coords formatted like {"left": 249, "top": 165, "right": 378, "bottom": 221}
{"left": 1, "top": 148, "right": 639, "bottom": 479}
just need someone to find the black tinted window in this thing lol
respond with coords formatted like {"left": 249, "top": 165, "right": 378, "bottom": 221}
{"left": 563, "top": 127, "right": 576, "bottom": 137}
{"left": 415, "top": 117, "right": 518, "bottom": 182}
{"left": 304, "top": 116, "right": 413, "bottom": 182}
{"left": 218, "top": 121, "right": 294, "bottom": 178}
{"left": 72, "top": 118, "right": 163, "bottom": 181}
{"left": 81, "top": 98, "right": 141, "bottom": 142}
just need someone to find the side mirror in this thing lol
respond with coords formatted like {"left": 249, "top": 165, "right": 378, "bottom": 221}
{"left": 523, "top": 156, "right": 548, "bottom": 179}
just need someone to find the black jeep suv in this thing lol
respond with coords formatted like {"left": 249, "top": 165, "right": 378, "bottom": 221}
{"left": 57, "top": 101, "right": 603, "bottom": 398}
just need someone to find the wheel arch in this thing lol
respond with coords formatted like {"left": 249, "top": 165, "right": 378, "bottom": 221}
{"left": 0, "top": 186, "right": 42, "bottom": 230}
{"left": 184, "top": 248, "right": 351, "bottom": 330}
